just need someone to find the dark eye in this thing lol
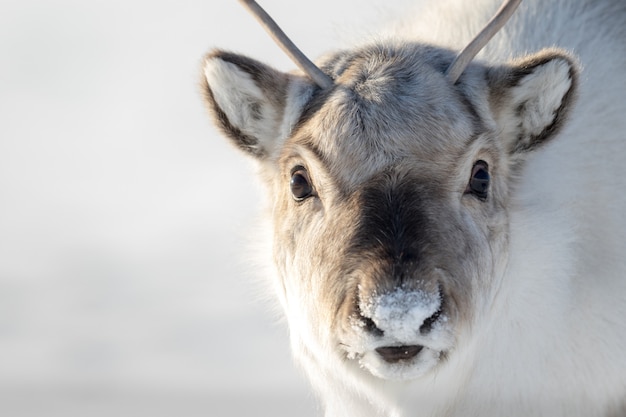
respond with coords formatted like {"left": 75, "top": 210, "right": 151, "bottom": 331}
{"left": 290, "top": 166, "right": 313, "bottom": 201}
{"left": 467, "top": 161, "right": 490, "bottom": 200}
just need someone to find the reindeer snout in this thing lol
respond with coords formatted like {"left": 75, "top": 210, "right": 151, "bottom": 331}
{"left": 358, "top": 287, "right": 444, "bottom": 363}
{"left": 360, "top": 287, "right": 443, "bottom": 338}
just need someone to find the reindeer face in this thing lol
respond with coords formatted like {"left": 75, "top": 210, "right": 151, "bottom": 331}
{"left": 202, "top": 43, "right": 577, "bottom": 380}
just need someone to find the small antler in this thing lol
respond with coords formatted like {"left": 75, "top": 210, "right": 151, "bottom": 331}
{"left": 238, "top": 0, "right": 334, "bottom": 89}
{"left": 446, "top": 0, "right": 522, "bottom": 83}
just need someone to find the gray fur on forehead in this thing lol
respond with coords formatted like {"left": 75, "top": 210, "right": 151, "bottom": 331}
{"left": 293, "top": 43, "right": 481, "bottom": 179}
{"left": 326, "top": 43, "right": 454, "bottom": 98}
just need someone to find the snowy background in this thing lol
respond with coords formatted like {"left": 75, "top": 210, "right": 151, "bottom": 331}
{"left": 0, "top": 0, "right": 409, "bottom": 416}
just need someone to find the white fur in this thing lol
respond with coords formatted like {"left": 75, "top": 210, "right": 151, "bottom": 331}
{"left": 204, "top": 57, "right": 317, "bottom": 161}
{"left": 501, "top": 58, "right": 574, "bottom": 143}
{"left": 279, "top": 77, "right": 317, "bottom": 143}
{"left": 204, "top": 58, "right": 280, "bottom": 154}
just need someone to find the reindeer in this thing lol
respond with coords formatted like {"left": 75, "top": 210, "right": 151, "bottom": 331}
{"left": 200, "top": 0, "right": 626, "bottom": 415}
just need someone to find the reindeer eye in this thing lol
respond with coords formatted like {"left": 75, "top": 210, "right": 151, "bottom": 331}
{"left": 290, "top": 166, "right": 313, "bottom": 201}
{"left": 467, "top": 161, "right": 490, "bottom": 200}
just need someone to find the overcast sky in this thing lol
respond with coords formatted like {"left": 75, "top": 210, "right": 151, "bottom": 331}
{"left": 0, "top": 0, "right": 413, "bottom": 416}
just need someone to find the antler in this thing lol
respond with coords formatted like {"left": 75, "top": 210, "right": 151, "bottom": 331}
{"left": 238, "top": 0, "right": 334, "bottom": 89}
{"left": 446, "top": 0, "right": 522, "bottom": 83}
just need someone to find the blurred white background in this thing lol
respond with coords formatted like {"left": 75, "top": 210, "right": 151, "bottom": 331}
{"left": 0, "top": 0, "right": 407, "bottom": 416}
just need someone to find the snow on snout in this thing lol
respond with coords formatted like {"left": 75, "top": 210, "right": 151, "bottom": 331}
{"left": 360, "top": 288, "right": 441, "bottom": 342}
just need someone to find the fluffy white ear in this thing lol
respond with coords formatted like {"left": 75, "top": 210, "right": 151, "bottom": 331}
{"left": 488, "top": 49, "right": 578, "bottom": 155}
{"left": 202, "top": 50, "right": 316, "bottom": 159}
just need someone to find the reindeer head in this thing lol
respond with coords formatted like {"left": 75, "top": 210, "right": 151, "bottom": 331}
{"left": 201, "top": 1, "right": 577, "bottom": 381}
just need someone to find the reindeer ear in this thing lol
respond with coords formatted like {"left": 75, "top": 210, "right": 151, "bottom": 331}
{"left": 488, "top": 49, "right": 578, "bottom": 155}
{"left": 202, "top": 50, "right": 315, "bottom": 159}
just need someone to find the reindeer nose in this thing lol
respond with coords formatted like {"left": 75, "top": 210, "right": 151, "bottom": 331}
{"left": 359, "top": 287, "right": 444, "bottom": 364}
{"left": 366, "top": 304, "right": 441, "bottom": 364}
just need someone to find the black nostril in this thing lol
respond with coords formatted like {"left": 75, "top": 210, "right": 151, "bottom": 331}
{"left": 376, "top": 345, "right": 423, "bottom": 363}
{"left": 419, "top": 307, "right": 442, "bottom": 334}
{"left": 362, "top": 317, "right": 384, "bottom": 337}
